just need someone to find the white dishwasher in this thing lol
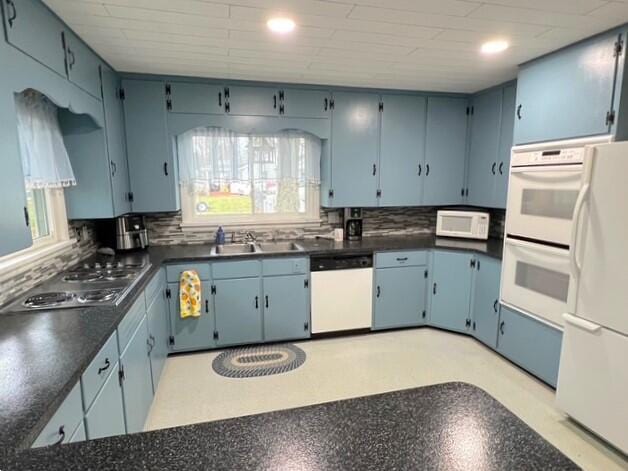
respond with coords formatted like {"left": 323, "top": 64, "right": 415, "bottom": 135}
{"left": 311, "top": 254, "right": 373, "bottom": 334}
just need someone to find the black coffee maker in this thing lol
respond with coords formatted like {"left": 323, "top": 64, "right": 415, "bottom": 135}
{"left": 344, "top": 208, "right": 363, "bottom": 241}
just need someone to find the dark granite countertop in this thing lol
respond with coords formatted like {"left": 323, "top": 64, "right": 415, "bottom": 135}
{"left": 0, "top": 235, "right": 502, "bottom": 463}
{"left": 4, "top": 382, "right": 578, "bottom": 470}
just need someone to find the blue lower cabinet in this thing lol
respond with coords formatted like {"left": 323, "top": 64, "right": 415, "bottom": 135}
{"left": 263, "top": 274, "right": 310, "bottom": 342}
{"left": 373, "top": 266, "right": 428, "bottom": 329}
{"left": 84, "top": 362, "right": 126, "bottom": 440}
{"left": 497, "top": 306, "right": 563, "bottom": 387}
{"left": 213, "top": 277, "right": 262, "bottom": 346}
{"left": 470, "top": 256, "right": 501, "bottom": 349}
{"left": 167, "top": 281, "right": 215, "bottom": 352}
{"left": 69, "top": 420, "right": 86, "bottom": 443}
{"left": 147, "top": 289, "right": 169, "bottom": 393}
{"left": 32, "top": 382, "right": 84, "bottom": 447}
{"left": 429, "top": 251, "right": 474, "bottom": 333}
{"left": 119, "top": 315, "right": 154, "bottom": 434}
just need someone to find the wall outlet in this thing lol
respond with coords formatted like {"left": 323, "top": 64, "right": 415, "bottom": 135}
{"left": 327, "top": 210, "right": 341, "bottom": 224}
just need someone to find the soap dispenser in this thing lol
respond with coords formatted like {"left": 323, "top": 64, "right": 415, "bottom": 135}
{"left": 215, "top": 226, "right": 225, "bottom": 245}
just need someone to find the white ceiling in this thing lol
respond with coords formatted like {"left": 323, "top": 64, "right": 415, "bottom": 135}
{"left": 44, "top": 0, "right": 628, "bottom": 93}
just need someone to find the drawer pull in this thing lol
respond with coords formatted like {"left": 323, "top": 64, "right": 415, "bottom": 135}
{"left": 54, "top": 425, "right": 65, "bottom": 446}
{"left": 98, "top": 358, "right": 111, "bottom": 375}
{"left": 396, "top": 257, "right": 408, "bottom": 262}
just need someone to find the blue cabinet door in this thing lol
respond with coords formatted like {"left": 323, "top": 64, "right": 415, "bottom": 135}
{"left": 329, "top": 91, "right": 380, "bottom": 207}
{"left": 214, "top": 277, "right": 262, "bottom": 346}
{"left": 101, "top": 66, "right": 131, "bottom": 216}
{"left": 379, "top": 94, "right": 426, "bottom": 206}
{"left": 227, "top": 86, "right": 278, "bottom": 116}
{"left": 514, "top": 30, "right": 619, "bottom": 144}
{"left": 497, "top": 306, "right": 563, "bottom": 387}
{"left": 147, "top": 287, "right": 169, "bottom": 393}
{"left": 467, "top": 89, "right": 502, "bottom": 208}
{"left": 122, "top": 79, "right": 178, "bottom": 212}
{"left": 1, "top": 0, "right": 67, "bottom": 77}
{"left": 280, "top": 89, "right": 330, "bottom": 119}
{"left": 471, "top": 256, "right": 501, "bottom": 349}
{"left": 373, "top": 266, "right": 428, "bottom": 330}
{"left": 263, "top": 274, "right": 310, "bottom": 341}
{"left": 168, "top": 82, "right": 224, "bottom": 114}
{"left": 84, "top": 362, "right": 126, "bottom": 440}
{"left": 429, "top": 251, "right": 473, "bottom": 333}
{"left": 120, "top": 315, "right": 154, "bottom": 434}
{"left": 495, "top": 84, "right": 516, "bottom": 208}
{"left": 0, "top": 85, "right": 31, "bottom": 256}
{"left": 64, "top": 31, "right": 102, "bottom": 99}
{"left": 167, "top": 281, "right": 215, "bottom": 352}
{"left": 424, "top": 97, "right": 468, "bottom": 206}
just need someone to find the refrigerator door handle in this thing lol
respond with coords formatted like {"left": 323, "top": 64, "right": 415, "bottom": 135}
{"left": 569, "top": 182, "right": 590, "bottom": 278}
{"left": 563, "top": 313, "right": 601, "bottom": 333}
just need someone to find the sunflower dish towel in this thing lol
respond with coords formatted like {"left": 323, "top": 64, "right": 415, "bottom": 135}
{"left": 179, "top": 270, "right": 202, "bottom": 318}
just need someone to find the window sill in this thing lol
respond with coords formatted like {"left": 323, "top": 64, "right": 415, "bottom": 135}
{"left": 180, "top": 219, "right": 323, "bottom": 233}
{"left": 0, "top": 239, "right": 75, "bottom": 279}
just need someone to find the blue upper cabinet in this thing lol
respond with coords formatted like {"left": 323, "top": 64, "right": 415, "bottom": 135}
{"left": 63, "top": 30, "right": 102, "bottom": 99}
{"left": 328, "top": 91, "right": 380, "bottom": 207}
{"left": 467, "top": 88, "right": 502, "bottom": 208}
{"left": 495, "top": 83, "right": 516, "bottom": 208}
{"left": 423, "top": 96, "right": 468, "bottom": 206}
{"left": 280, "top": 88, "right": 330, "bottom": 119}
{"left": 514, "top": 29, "right": 620, "bottom": 144}
{"left": 122, "top": 79, "right": 179, "bottom": 212}
{"left": 101, "top": 66, "right": 131, "bottom": 216}
{"left": 1, "top": 0, "right": 67, "bottom": 77}
{"left": 167, "top": 82, "right": 225, "bottom": 114}
{"left": 378, "top": 94, "right": 426, "bottom": 206}
{"left": 226, "top": 85, "right": 279, "bottom": 116}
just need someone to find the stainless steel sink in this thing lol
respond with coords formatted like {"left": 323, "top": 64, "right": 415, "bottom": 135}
{"left": 211, "top": 243, "right": 259, "bottom": 255}
{"left": 256, "top": 242, "right": 304, "bottom": 253}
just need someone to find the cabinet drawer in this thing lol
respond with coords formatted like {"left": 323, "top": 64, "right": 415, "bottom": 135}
{"left": 376, "top": 251, "right": 428, "bottom": 268}
{"left": 262, "top": 258, "right": 308, "bottom": 276}
{"left": 212, "top": 260, "right": 260, "bottom": 279}
{"left": 144, "top": 268, "right": 165, "bottom": 305}
{"left": 81, "top": 332, "right": 119, "bottom": 410}
{"left": 117, "top": 295, "right": 146, "bottom": 352}
{"left": 32, "top": 382, "right": 83, "bottom": 448}
{"left": 166, "top": 263, "right": 210, "bottom": 282}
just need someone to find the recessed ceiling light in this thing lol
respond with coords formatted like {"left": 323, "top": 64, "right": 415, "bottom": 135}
{"left": 481, "top": 40, "right": 509, "bottom": 55}
{"left": 267, "top": 17, "right": 296, "bottom": 34}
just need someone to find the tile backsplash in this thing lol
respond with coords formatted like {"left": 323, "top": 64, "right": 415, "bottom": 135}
{"left": 0, "top": 221, "right": 98, "bottom": 307}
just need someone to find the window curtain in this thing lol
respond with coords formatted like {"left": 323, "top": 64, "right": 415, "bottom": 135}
{"left": 14, "top": 90, "right": 76, "bottom": 189}
{"left": 178, "top": 127, "right": 321, "bottom": 214}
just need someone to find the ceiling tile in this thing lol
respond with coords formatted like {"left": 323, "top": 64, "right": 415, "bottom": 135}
{"left": 347, "top": 0, "right": 480, "bottom": 16}
{"left": 477, "top": 0, "right": 608, "bottom": 15}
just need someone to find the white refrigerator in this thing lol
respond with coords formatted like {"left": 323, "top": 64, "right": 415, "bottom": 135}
{"left": 556, "top": 141, "right": 628, "bottom": 454}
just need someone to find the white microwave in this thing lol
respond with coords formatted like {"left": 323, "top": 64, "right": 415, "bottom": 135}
{"left": 436, "top": 210, "right": 489, "bottom": 240}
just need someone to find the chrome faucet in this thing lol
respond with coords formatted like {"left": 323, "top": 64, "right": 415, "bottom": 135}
{"left": 242, "top": 231, "right": 257, "bottom": 244}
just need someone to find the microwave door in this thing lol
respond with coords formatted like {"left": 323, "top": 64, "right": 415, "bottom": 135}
{"left": 506, "top": 165, "right": 582, "bottom": 246}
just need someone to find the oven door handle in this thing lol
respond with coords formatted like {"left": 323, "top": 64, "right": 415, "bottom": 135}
{"left": 563, "top": 313, "right": 600, "bottom": 333}
{"left": 510, "top": 167, "right": 582, "bottom": 182}
{"left": 506, "top": 238, "right": 569, "bottom": 267}
{"left": 569, "top": 182, "right": 590, "bottom": 278}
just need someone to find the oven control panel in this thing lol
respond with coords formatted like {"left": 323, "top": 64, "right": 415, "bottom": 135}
{"left": 512, "top": 147, "right": 585, "bottom": 167}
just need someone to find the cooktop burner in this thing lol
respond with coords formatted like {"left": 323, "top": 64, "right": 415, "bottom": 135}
{"left": 77, "top": 288, "right": 122, "bottom": 304}
{"left": 63, "top": 272, "right": 104, "bottom": 283}
{"left": 102, "top": 269, "right": 133, "bottom": 281}
{"left": 23, "top": 292, "right": 76, "bottom": 308}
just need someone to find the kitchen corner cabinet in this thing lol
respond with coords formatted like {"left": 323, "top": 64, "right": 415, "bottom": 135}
{"left": 429, "top": 251, "right": 474, "bottom": 333}
{"left": 470, "top": 256, "right": 501, "bottom": 349}
{"left": 328, "top": 91, "right": 380, "bottom": 207}
{"left": 122, "top": 79, "right": 179, "bottom": 213}
{"left": 497, "top": 306, "right": 563, "bottom": 387}
{"left": 423, "top": 96, "right": 468, "bottom": 206}
{"left": 263, "top": 274, "right": 310, "bottom": 341}
{"left": 84, "top": 361, "right": 126, "bottom": 440}
{"left": 373, "top": 266, "right": 428, "bottom": 329}
{"left": 514, "top": 29, "right": 621, "bottom": 144}
{"left": 167, "top": 280, "right": 215, "bottom": 352}
{"left": 378, "top": 94, "right": 427, "bottom": 206}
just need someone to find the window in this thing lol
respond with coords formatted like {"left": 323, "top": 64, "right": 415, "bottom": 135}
{"left": 24, "top": 187, "right": 69, "bottom": 248}
{"left": 178, "top": 128, "right": 321, "bottom": 227}
{"left": 26, "top": 188, "right": 50, "bottom": 241}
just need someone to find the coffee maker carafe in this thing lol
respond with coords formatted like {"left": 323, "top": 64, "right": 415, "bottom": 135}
{"left": 344, "top": 208, "right": 363, "bottom": 241}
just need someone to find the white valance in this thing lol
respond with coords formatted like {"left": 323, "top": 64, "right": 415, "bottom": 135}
{"left": 15, "top": 90, "right": 76, "bottom": 189}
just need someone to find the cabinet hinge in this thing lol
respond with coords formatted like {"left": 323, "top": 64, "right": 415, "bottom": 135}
{"left": 279, "top": 104, "right": 285, "bottom": 115}
{"left": 465, "top": 318, "right": 471, "bottom": 328}
{"left": 304, "top": 279, "right": 309, "bottom": 288}
{"left": 166, "top": 98, "right": 172, "bottom": 111}
{"left": 328, "top": 189, "right": 334, "bottom": 198}
{"left": 614, "top": 39, "right": 623, "bottom": 57}
{"left": 304, "top": 321, "right": 309, "bottom": 331}
{"left": 606, "top": 110, "right": 616, "bottom": 126}
{"left": 224, "top": 87, "right": 230, "bottom": 98}
{"left": 424, "top": 269, "right": 428, "bottom": 279}
{"left": 225, "top": 102, "right": 230, "bottom": 113}
{"left": 376, "top": 189, "right": 382, "bottom": 198}
{"left": 461, "top": 188, "right": 465, "bottom": 197}
{"left": 165, "top": 83, "right": 171, "bottom": 95}
{"left": 379, "top": 102, "right": 384, "bottom": 112}
{"left": 213, "top": 331, "right": 219, "bottom": 340}
{"left": 118, "top": 88, "right": 125, "bottom": 101}
{"left": 329, "top": 99, "right": 335, "bottom": 110}
{"left": 127, "top": 192, "right": 134, "bottom": 203}
{"left": 476, "top": 260, "right": 481, "bottom": 271}
{"left": 118, "top": 367, "right": 125, "bottom": 386}
{"left": 165, "top": 288, "right": 171, "bottom": 299}
{"left": 278, "top": 90, "right": 285, "bottom": 101}
{"left": 168, "top": 335, "right": 175, "bottom": 346}
{"left": 470, "top": 259, "right": 476, "bottom": 268}
{"left": 472, "top": 321, "right": 476, "bottom": 331}
{"left": 211, "top": 285, "right": 217, "bottom": 295}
